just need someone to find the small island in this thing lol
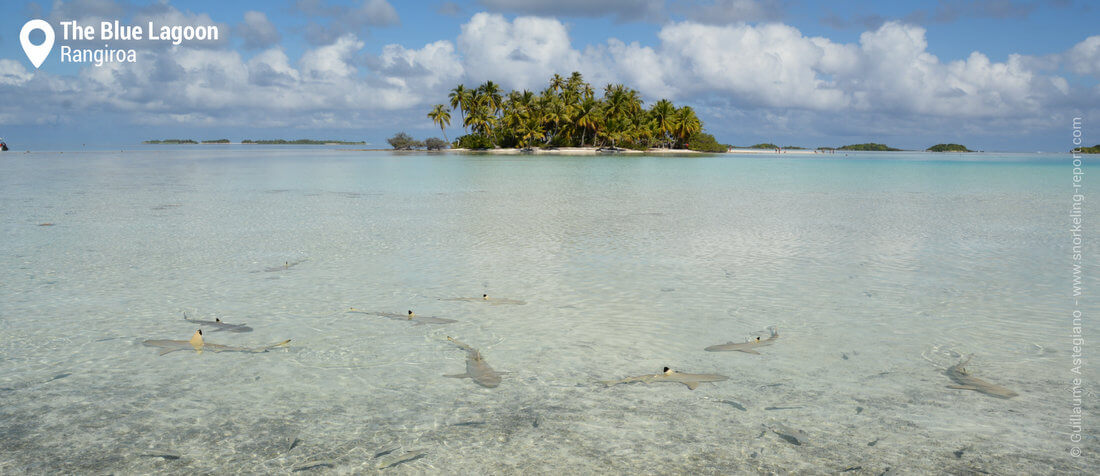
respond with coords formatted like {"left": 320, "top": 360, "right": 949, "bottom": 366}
{"left": 749, "top": 143, "right": 780, "bottom": 149}
{"left": 423, "top": 72, "right": 729, "bottom": 153}
{"left": 837, "top": 143, "right": 902, "bottom": 151}
{"left": 143, "top": 139, "right": 198, "bottom": 144}
{"left": 202, "top": 139, "right": 231, "bottom": 144}
{"left": 927, "top": 143, "right": 973, "bottom": 152}
{"left": 1075, "top": 144, "right": 1100, "bottom": 154}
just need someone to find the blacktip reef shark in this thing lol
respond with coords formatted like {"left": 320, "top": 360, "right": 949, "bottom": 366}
{"left": 348, "top": 308, "right": 457, "bottom": 325}
{"left": 444, "top": 336, "right": 503, "bottom": 388}
{"left": 258, "top": 258, "right": 308, "bottom": 273}
{"left": 944, "top": 355, "right": 1019, "bottom": 399}
{"left": 705, "top": 327, "right": 779, "bottom": 354}
{"left": 601, "top": 367, "right": 729, "bottom": 390}
{"left": 182, "top": 313, "right": 253, "bottom": 333}
{"left": 142, "top": 330, "right": 290, "bottom": 356}
{"left": 441, "top": 294, "right": 527, "bottom": 305}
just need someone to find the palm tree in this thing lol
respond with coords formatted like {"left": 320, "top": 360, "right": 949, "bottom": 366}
{"left": 573, "top": 98, "right": 600, "bottom": 147}
{"left": 477, "top": 81, "right": 503, "bottom": 115}
{"left": 650, "top": 99, "right": 676, "bottom": 148}
{"left": 672, "top": 106, "right": 701, "bottom": 148}
{"left": 549, "top": 73, "right": 566, "bottom": 93}
{"left": 464, "top": 98, "right": 496, "bottom": 137}
{"left": 427, "top": 104, "right": 451, "bottom": 142}
{"left": 448, "top": 85, "right": 470, "bottom": 132}
{"left": 516, "top": 115, "right": 545, "bottom": 148}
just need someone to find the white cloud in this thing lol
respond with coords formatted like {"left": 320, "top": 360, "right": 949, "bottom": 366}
{"left": 457, "top": 13, "right": 584, "bottom": 90}
{"left": 300, "top": 34, "right": 364, "bottom": 80}
{"left": 0, "top": 60, "right": 33, "bottom": 86}
{"left": 1064, "top": 35, "right": 1100, "bottom": 76}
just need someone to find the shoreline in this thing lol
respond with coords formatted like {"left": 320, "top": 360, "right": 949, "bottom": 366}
{"left": 342, "top": 147, "right": 707, "bottom": 155}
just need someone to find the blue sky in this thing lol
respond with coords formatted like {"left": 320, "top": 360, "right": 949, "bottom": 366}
{"left": 0, "top": 0, "right": 1097, "bottom": 151}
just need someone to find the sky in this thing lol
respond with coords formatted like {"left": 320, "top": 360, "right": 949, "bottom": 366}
{"left": 0, "top": 0, "right": 1097, "bottom": 151}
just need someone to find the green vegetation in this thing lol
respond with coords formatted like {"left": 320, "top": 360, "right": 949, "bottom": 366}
{"left": 433, "top": 72, "right": 718, "bottom": 150}
{"left": 386, "top": 132, "right": 423, "bottom": 150}
{"left": 749, "top": 143, "right": 779, "bottom": 149}
{"left": 241, "top": 139, "right": 365, "bottom": 145}
{"left": 687, "top": 131, "right": 730, "bottom": 153}
{"left": 424, "top": 137, "right": 449, "bottom": 150}
{"left": 926, "top": 143, "right": 972, "bottom": 152}
{"left": 453, "top": 133, "right": 493, "bottom": 150}
{"left": 782, "top": 146, "right": 806, "bottom": 150}
{"left": 837, "top": 143, "right": 902, "bottom": 151}
{"left": 202, "top": 139, "right": 231, "bottom": 144}
{"left": 1075, "top": 144, "right": 1100, "bottom": 154}
{"left": 144, "top": 139, "right": 197, "bottom": 144}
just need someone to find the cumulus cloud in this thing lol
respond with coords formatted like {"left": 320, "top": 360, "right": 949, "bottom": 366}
{"left": 1064, "top": 36, "right": 1100, "bottom": 76}
{"left": 478, "top": 0, "right": 664, "bottom": 22}
{"left": 237, "top": 11, "right": 280, "bottom": 50}
{"left": 457, "top": 13, "right": 587, "bottom": 89}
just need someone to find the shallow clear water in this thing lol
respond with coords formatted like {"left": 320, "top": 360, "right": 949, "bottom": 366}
{"left": 1, "top": 149, "right": 1096, "bottom": 474}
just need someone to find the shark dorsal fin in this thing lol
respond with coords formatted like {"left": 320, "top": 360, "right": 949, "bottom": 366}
{"left": 189, "top": 330, "right": 204, "bottom": 352}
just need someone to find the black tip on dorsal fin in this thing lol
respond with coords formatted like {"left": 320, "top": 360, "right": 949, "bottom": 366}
{"left": 198, "top": 329, "right": 203, "bottom": 335}
{"left": 663, "top": 366, "right": 670, "bottom": 372}
{"left": 216, "top": 318, "right": 221, "bottom": 323}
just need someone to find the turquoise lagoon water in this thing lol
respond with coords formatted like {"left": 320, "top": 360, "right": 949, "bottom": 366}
{"left": 0, "top": 149, "right": 1096, "bottom": 474}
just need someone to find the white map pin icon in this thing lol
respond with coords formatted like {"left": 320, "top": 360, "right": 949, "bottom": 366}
{"left": 21, "top": 19, "right": 55, "bottom": 69}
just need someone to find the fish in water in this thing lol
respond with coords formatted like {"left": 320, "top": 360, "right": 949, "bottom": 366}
{"left": 945, "top": 355, "right": 1018, "bottom": 399}
{"left": 441, "top": 294, "right": 526, "bottom": 305}
{"left": 139, "top": 452, "right": 181, "bottom": 461}
{"left": 601, "top": 367, "right": 729, "bottom": 390}
{"left": 444, "top": 336, "right": 503, "bottom": 388}
{"left": 142, "top": 330, "right": 290, "bottom": 356}
{"left": 292, "top": 461, "right": 335, "bottom": 472}
{"left": 348, "top": 308, "right": 456, "bottom": 325}
{"left": 375, "top": 450, "right": 427, "bottom": 469}
{"left": 182, "top": 313, "right": 253, "bottom": 333}
{"left": 705, "top": 327, "right": 779, "bottom": 354}
{"left": 765, "top": 423, "right": 809, "bottom": 446}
